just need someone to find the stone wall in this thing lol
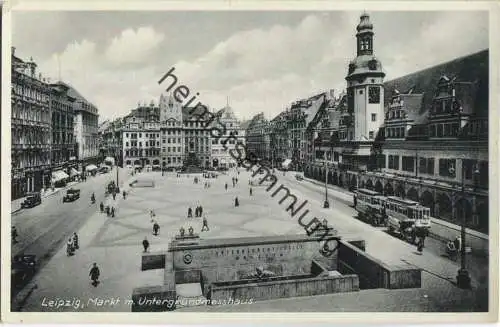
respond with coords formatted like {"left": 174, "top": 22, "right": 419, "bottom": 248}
{"left": 209, "top": 274, "right": 359, "bottom": 303}
{"left": 338, "top": 240, "right": 421, "bottom": 289}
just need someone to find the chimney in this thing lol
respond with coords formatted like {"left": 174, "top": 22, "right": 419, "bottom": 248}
{"left": 11, "top": 46, "right": 16, "bottom": 56}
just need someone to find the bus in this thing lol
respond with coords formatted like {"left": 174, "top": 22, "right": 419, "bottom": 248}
{"left": 385, "top": 196, "right": 431, "bottom": 243}
{"left": 354, "top": 188, "right": 386, "bottom": 226}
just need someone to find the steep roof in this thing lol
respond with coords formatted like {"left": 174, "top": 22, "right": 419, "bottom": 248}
{"left": 383, "top": 49, "right": 489, "bottom": 121}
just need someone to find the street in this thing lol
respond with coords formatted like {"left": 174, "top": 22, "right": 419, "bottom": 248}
{"left": 11, "top": 167, "right": 130, "bottom": 298}
{"left": 16, "top": 167, "right": 488, "bottom": 312}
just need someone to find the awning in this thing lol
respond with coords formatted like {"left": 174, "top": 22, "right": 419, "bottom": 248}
{"left": 282, "top": 159, "right": 292, "bottom": 168}
{"left": 69, "top": 168, "right": 79, "bottom": 177}
{"left": 86, "top": 164, "right": 98, "bottom": 171}
{"left": 52, "top": 170, "right": 69, "bottom": 182}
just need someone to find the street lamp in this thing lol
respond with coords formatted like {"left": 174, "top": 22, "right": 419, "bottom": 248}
{"left": 323, "top": 160, "right": 330, "bottom": 208}
{"left": 449, "top": 163, "right": 478, "bottom": 289}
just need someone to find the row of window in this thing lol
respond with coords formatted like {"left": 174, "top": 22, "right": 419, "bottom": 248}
{"left": 125, "top": 150, "right": 160, "bottom": 157}
{"left": 12, "top": 103, "right": 51, "bottom": 123}
{"left": 12, "top": 152, "right": 51, "bottom": 169}
{"left": 12, "top": 82, "right": 50, "bottom": 102}
{"left": 429, "top": 122, "right": 459, "bottom": 138}
{"left": 386, "top": 126, "right": 406, "bottom": 139}
{"left": 11, "top": 129, "right": 50, "bottom": 146}
{"left": 162, "top": 147, "right": 182, "bottom": 153}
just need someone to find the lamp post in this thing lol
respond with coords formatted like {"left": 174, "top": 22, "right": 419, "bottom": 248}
{"left": 449, "top": 163, "right": 478, "bottom": 289}
{"left": 323, "top": 160, "right": 330, "bottom": 208}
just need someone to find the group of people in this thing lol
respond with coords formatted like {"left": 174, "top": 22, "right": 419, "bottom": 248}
{"left": 187, "top": 205, "right": 204, "bottom": 218}
{"left": 100, "top": 202, "right": 116, "bottom": 217}
{"left": 66, "top": 232, "right": 79, "bottom": 256}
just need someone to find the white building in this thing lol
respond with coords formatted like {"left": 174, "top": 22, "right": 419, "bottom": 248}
{"left": 210, "top": 105, "right": 246, "bottom": 169}
{"left": 159, "top": 93, "right": 185, "bottom": 169}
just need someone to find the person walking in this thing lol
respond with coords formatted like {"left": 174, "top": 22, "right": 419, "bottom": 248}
{"left": 100, "top": 202, "right": 104, "bottom": 213}
{"left": 123, "top": 190, "right": 127, "bottom": 199}
{"left": 199, "top": 205, "right": 203, "bottom": 217}
{"left": 142, "top": 237, "right": 150, "bottom": 252}
{"left": 111, "top": 207, "right": 115, "bottom": 218}
{"left": 188, "top": 207, "right": 193, "bottom": 218}
{"left": 454, "top": 236, "right": 462, "bottom": 253}
{"left": 73, "top": 232, "right": 79, "bottom": 250}
{"left": 225, "top": 183, "right": 228, "bottom": 191}
{"left": 89, "top": 263, "right": 100, "bottom": 287}
{"left": 234, "top": 197, "right": 239, "bottom": 207}
{"left": 11, "top": 226, "right": 18, "bottom": 244}
{"left": 201, "top": 216, "right": 210, "bottom": 232}
{"left": 153, "top": 222, "right": 160, "bottom": 236}
{"left": 249, "top": 187, "right": 253, "bottom": 196}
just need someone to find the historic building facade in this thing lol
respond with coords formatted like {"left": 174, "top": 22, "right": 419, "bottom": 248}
{"left": 122, "top": 119, "right": 161, "bottom": 169}
{"left": 210, "top": 105, "right": 246, "bottom": 169}
{"left": 49, "top": 82, "right": 77, "bottom": 175}
{"left": 304, "top": 13, "right": 489, "bottom": 233}
{"left": 70, "top": 87, "right": 100, "bottom": 169}
{"left": 11, "top": 48, "right": 52, "bottom": 199}
{"left": 245, "top": 112, "right": 269, "bottom": 161}
{"left": 269, "top": 111, "right": 290, "bottom": 167}
{"left": 159, "top": 93, "right": 185, "bottom": 169}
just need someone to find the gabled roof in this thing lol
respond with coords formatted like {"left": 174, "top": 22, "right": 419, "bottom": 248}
{"left": 383, "top": 49, "right": 488, "bottom": 122}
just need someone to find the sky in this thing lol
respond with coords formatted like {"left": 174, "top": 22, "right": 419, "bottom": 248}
{"left": 12, "top": 10, "right": 489, "bottom": 122}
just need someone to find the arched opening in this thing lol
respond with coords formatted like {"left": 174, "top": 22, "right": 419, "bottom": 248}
{"left": 436, "top": 193, "right": 452, "bottom": 222}
{"left": 477, "top": 201, "right": 488, "bottom": 233}
{"left": 456, "top": 198, "right": 473, "bottom": 227}
{"left": 365, "top": 179, "right": 374, "bottom": 190}
{"left": 420, "top": 191, "right": 435, "bottom": 216}
{"left": 212, "top": 158, "right": 219, "bottom": 168}
{"left": 407, "top": 188, "right": 419, "bottom": 202}
{"left": 374, "top": 180, "right": 383, "bottom": 193}
{"left": 395, "top": 184, "right": 405, "bottom": 198}
{"left": 333, "top": 172, "right": 339, "bottom": 186}
{"left": 384, "top": 182, "right": 394, "bottom": 196}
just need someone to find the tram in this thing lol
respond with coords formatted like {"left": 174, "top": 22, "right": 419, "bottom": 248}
{"left": 385, "top": 196, "right": 432, "bottom": 243}
{"left": 353, "top": 188, "right": 387, "bottom": 226}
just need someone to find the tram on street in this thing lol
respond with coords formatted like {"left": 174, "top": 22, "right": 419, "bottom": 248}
{"left": 385, "top": 196, "right": 432, "bottom": 244}
{"left": 353, "top": 188, "right": 387, "bottom": 226}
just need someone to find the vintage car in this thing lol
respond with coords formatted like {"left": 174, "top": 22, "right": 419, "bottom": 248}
{"left": 21, "top": 192, "right": 41, "bottom": 208}
{"left": 63, "top": 188, "right": 81, "bottom": 202}
{"left": 11, "top": 254, "right": 37, "bottom": 289}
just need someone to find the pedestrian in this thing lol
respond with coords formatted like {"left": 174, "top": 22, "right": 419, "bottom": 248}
{"left": 194, "top": 206, "right": 199, "bottom": 218}
{"left": 225, "top": 183, "right": 228, "bottom": 190}
{"left": 353, "top": 194, "right": 357, "bottom": 208}
{"left": 123, "top": 190, "right": 126, "bottom": 199}
{"left": 89, "top": 263, "right": 100, "bottom": 287}
{"left": 111, "top": 207, "right": 115, "bottom": 217}
{"left": 67, "top": 238, "right": 74, "bottom": 256}
{"left": 73, "top": 232, "right": 79, "bottom": 250}
{"left": 188, "top": 207, "right": 193, "bottom": 218}
{"left": 235, "top": 197, "right": 239, "bottom": 207}
{"left": 153, "top": 222, "right": 160, "bottom": 236}
{"left": 100, "top": 202, "right": 104, "bottom": 213}
{"left": 106, "top": 206, "right": 110, "bottom": 217}
{"left": 454, "top": 236, "right": 462, "bottom": 253}
{"left": 201, "top": 216, "right": 210, "bottom": 232}
{"left": 250, "top": 187, "right": 253, "bottom": 196}
{"left": 112, "top": 192, "right": 116, "bottom": 200}
{"left": 417, "top": 237, "right": 424, "bottom": 254}
{"left": 142, "top": 237, "right": 150, "bottom": 252}
{"left": 11, "top": 226, "right": 18, "bottom": 244}
{"left": 199, "top": 206, "right": 203, "bottom": 217}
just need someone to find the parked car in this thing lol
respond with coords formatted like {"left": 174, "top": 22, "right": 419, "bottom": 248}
{"left": 295, "top": 174, "right": 304, "bottom": 181}
{"left": 21, "top": 192, "right": 41, "bottom": 208}
{"left": 11, "top": 254, "right": 37, "bottom": 289}
{"left": 63, "top": 188, "right": 81, "bottom": 202}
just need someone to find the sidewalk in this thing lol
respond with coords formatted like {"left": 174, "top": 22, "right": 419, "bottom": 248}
{"left": 11, "top": 180, "right": 82, "bottom": 214}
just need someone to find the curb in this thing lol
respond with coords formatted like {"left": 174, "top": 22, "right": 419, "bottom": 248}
{"left": 11, "top": 180, "right": 84, "bottom": 214}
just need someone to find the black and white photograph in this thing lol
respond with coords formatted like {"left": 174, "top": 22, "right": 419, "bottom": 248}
{"left": 1, "top": 1, "right": 498, "bottom": 324}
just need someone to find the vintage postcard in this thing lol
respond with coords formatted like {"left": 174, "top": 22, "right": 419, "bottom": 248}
{"left": 1, "top": 0, "right": 498, "bottom": 324}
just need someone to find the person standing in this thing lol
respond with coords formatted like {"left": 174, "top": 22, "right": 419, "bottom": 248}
{"left": 142, "top": 237, "right": 150, "bottom": 252}
{"left": 249, "top": 187, "right": 253, "bottom": 196}
{"left": 11, "top": 226, "right": 18, "bottom": 244}
{"left": 201, "top": 216, "right": 210, "bottom": 232}
{"left": 235, "top": 197, "right": 239, "bottom": 207}
{"left": 188, "top": 207, "right": 193, "bottom": 218}
{"left": 123, "top": 190, "right": 127, "bottom": 199}
{"left": 225, "top": 183, "right": 228, "bottom": 191}
{"left": 100, "top": 202, "right": 104, "bottom": 213}
{"left": 73, "top": 232, "right": 79, "bottom": 250}
{"left": 111, "top": 207, "right": 115, "bottom": 217}
{"left": 89, "top": 263, "right": 100, "bottom": 287}
{"left": 153, "top": 222, "right": 160, "bottom": 236}
{"left": 199, "top": 205, "right": 203, "bottom": 217}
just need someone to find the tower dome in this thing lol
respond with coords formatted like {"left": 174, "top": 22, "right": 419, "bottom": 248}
{"left": 356, "top": 12, "right": 373, "bottom": 32}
